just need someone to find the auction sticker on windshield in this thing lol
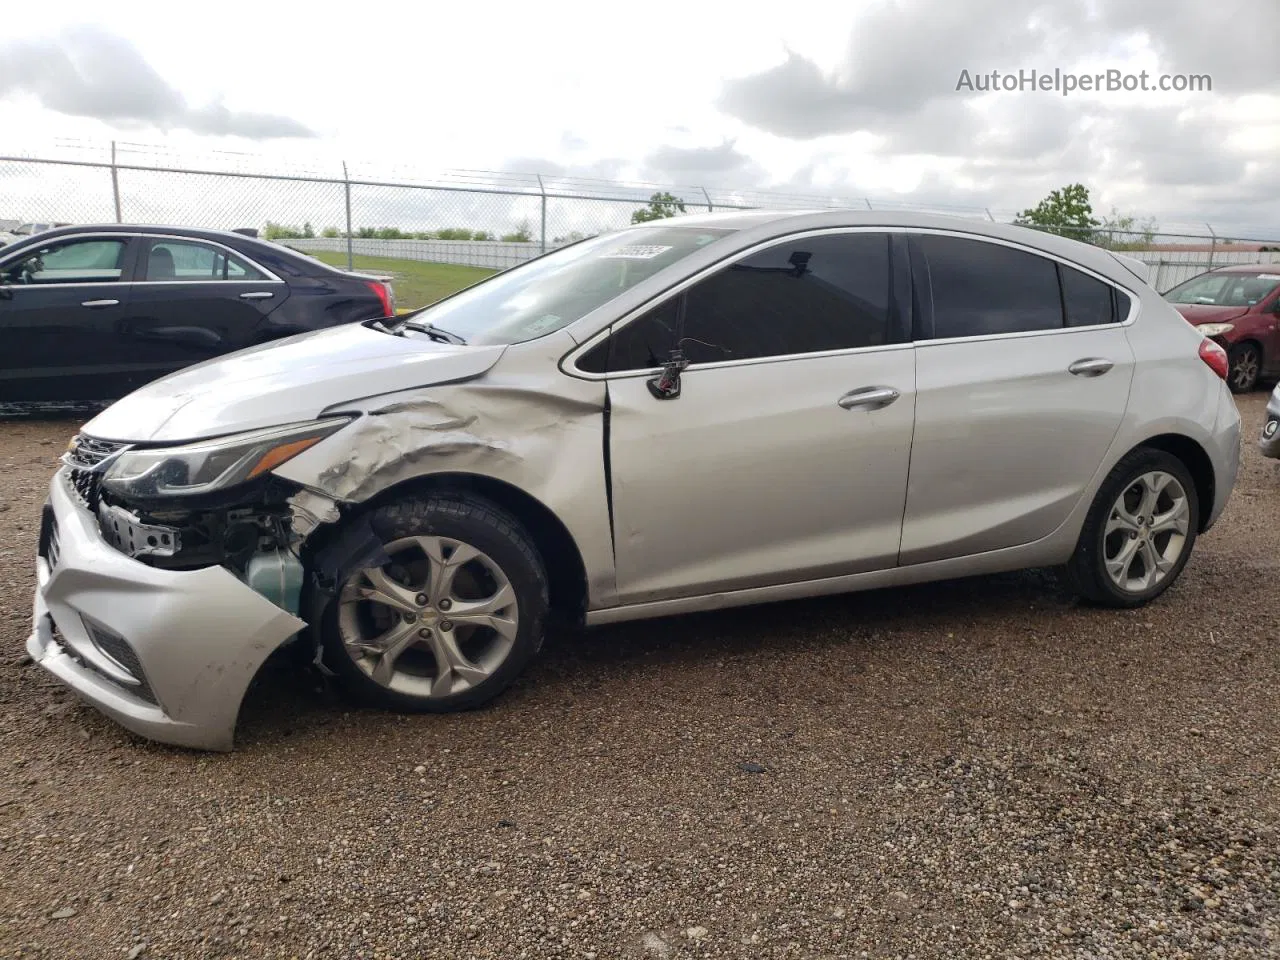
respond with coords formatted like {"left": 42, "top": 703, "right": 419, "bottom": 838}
{"left": 601, "top": 245, "right": 673, "bottom": 260}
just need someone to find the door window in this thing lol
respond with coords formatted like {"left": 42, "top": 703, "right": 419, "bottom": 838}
{"left": 582, "top": 232, "right": 893, "bottom": 372}
{"left": 919, "top": 234, "right": 1064, "bottom": 338}
{"left": 1, "top": 238, "right": 128, "bottom": 284}
{"left": 144, "top": 240, "right": 265, "bottom": 282}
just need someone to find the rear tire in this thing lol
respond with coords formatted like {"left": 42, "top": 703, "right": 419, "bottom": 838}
{"left": 318, "top": 492, "right": 549, "bottom": 713}
{"left": 1227, "top": 342, "right": 1261, "bottom": 393}
{"left": 1062, "top": 448, "right": 1199, "bottom": 608}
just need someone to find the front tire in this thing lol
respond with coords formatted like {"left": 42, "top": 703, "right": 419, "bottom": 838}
{"left": 1227, "top": 342, "right": 1261, "bottom": 393}
{"left": 1062, "top": 448, "right": 1199, "bottom": 608}
{"left": 318, "top": 492, "right": 549, "bottom": 713}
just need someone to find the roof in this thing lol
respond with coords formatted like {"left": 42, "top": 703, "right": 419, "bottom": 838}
{"left": 633, "top": 208, "right": 1150, "bottom": 289}
{"left": 31, "top": 223, "right": 264, "bottom": 243}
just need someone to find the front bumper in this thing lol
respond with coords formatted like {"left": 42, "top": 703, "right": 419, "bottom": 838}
{"left": 1259, "top": 389, "right": 1280, "bottom": 459}
{"left": 26, "top": 469, "right": 306, "bottom": 751}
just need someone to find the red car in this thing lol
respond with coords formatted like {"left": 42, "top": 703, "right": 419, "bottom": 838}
{"left": 1165, "top": 265, "right": 1280, "bottom": 393}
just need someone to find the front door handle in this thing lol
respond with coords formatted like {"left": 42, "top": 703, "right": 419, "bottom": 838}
{"left": 1068, "top": 357, "right": 1114, "bottom": 377}
{"left": 838, "top": 386, "right": 900, "bottom": 410}
{"left": 81, "top": 299, "right": 120, "bottom": 308}
{"left": 239, "top": 291, "right": 274, "bottom": 300}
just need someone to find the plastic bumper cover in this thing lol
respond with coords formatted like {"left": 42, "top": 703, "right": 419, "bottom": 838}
{"left": 26, "top": 469, "right": 306, "bottom": 751}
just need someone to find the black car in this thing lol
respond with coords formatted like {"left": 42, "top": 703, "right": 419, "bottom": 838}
{"left": 0, "top": 224, "right": 395, "bottom": 402}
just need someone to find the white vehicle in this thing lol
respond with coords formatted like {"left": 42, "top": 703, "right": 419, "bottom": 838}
{"left": 1, "top": 221, "right": 69, "bottom": 246}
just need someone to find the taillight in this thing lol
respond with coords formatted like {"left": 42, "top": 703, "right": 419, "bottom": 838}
{"left": 366, "top": 280, "right": 393, "bottom": 318}
{"left": 1198, "top": 337, "right": 1229, "bottom": 380}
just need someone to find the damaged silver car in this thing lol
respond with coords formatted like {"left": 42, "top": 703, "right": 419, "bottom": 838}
{"left": 29, "top": 210, "right": 1241, "bottom": 750}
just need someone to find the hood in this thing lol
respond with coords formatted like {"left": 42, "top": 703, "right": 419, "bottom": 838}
{"left": 83, "top": 323, "right": 507, "bottom": 443}
{"left": 1172, "top": 303, "right": 1249, "bottom": 324}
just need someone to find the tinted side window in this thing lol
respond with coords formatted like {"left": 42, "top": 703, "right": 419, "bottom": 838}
{"left": 580, "top": 233, "right": 893, "bottom": 372}
{"left": 585, "top": 297, "right": 681, "bottom": 372}
{"left": 680, "top": 233, "right": 891, "bottom": 365}
{"left": 1061, "top": 264, "right": 1115, "bottom": 326}
{"left": 1113, "top": 287, "right": 1132, "bottom": 320}
{"left": 920, "top": 235, "right": 1062, "bottom": 338}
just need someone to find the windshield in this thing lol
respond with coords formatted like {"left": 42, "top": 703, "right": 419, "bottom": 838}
{"left": 1165, "top": 271, "right": 1280, "bottom": 307}
{"left": 404, "top": 225, "right": 736, "bottom": 345}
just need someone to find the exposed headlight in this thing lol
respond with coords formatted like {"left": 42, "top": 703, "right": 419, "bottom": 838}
{"left": 1197, "top": 323, "right": 1235, "bottom": 337}
{"left": 102, "top": 418, "right": 351, "bottom": 498}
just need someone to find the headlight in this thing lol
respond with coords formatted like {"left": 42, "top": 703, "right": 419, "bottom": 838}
{"left": 1197, "top": 323, "right": 1235, "bottom": 337}
{"left": 102, "top": 418, "right": 351, "bottom": 498}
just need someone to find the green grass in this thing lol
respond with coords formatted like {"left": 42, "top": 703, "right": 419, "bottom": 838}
{"left": 307, "top": 251, "right": 497, "bottom": 311}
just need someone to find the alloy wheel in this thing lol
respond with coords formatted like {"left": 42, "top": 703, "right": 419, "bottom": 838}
{"left": 336, "top": 535, "right": 519, "bottom": 699}
{"left": 1231, "top": 346, "right": 1260, "bottom": 391}
{"left": 1102, "top": 471, "right": 1190, "bottom": 594}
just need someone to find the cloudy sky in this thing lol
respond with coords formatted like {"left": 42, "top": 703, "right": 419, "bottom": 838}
{"left": 2, "top": 0, "right": 1278, "bottom": 236}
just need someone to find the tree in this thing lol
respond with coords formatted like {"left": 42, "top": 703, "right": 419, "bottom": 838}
{"left": 263, "top": 221, "right": 304, "bottom": 240}
{"left": 631, "top": 191, "right": 686, "bottom": 224}
{"left": 321, "top": 226, "right": 341, "bottom": 238}
{"left": 501, "top": 218, "right": 534, "bottom": 243}
{"left": 1013, "top": 184, "right": 1099, "bottom": 239}
{"left": 302, "top": 221, "right": 315, "bottom": 239}
{"left": 1093, "top": 208, "right": 1159, "bottom": 250}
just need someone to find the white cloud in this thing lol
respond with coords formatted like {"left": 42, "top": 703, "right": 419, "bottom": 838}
{"left": 1, "top": 0, "right": 1277, "bottom": 236}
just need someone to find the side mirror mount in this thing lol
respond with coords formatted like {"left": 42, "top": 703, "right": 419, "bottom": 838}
{"left": 646, "top": 349, "right": 688, "bottom": 400}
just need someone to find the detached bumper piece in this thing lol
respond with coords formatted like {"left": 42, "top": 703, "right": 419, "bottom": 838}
{"left": 26, "top": 469, "right": 306, "bottom": 751}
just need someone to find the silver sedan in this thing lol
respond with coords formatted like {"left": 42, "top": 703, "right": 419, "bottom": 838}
{"left": 29, "top": 210, "right": 1242, "bottom": 749}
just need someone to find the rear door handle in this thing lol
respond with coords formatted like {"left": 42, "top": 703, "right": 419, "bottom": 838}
{"left": 239, "top": 291, "right": 274, "bottom": 300}
{"left": 1068, "top": 358, "right": 1114, "bottom": 377}
{"left": 81, "top": 299, "right": 119, "bottom": 308}
{"left": 838, "top": 386, "right": 901, "bottom": 410}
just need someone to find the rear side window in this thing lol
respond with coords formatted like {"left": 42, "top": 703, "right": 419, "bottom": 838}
{"left": 580, "top": 232, "right": 893, "bottom": 372}
{"left": 919, "top": 235, "right": 1063, "bottom": 338}
{"left": 1113, "top": 287, "right": 1132, "bottom": 319}
{"left": 1060, "top": 264, "right": 1116, "bottom": 327}
{"left": 144, "top": 240, "right": 266, "bottom": 282}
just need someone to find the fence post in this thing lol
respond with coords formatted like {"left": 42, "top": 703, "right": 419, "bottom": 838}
{"left": 1205, "top": 223, "right": 1216, "bottom": 269}
{"left": 700, "top": 187, "right": 713, "bottom": 213}
{"left": 110, "top": 141, "right": 122, "bottom": 223}
{"left": 537, "top": 175, "right": 547, "bottom": 255}
{"left": 342, "top": 161, "right": 354, "bottom": 271}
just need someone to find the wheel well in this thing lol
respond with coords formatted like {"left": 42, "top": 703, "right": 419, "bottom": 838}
{"left": 1139, "top": 434, "right": 1215, "bottom": 532}
{"left": 361, "top": 473, "right": 589, "bottom": 624}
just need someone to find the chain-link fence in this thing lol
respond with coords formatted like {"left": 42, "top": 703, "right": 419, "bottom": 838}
{"left": 4, "top": 140, "right": 1279, "bottom": 301}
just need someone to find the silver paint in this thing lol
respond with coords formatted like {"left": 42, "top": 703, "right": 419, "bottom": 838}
{"left": 33, "top": 210, "right": 1243, "bottom": 749}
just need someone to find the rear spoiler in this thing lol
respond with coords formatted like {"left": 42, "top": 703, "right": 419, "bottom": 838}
{"left": 1108, "top": 251, "right": 1151, "bottom": 285}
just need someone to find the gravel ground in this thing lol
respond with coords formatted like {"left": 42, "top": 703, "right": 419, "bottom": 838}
{"left": 0, "top": 396, "right": 1277, "bottom": 960}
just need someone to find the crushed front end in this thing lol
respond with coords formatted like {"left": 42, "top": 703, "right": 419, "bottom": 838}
{"left": 26, "top": 426, "right": 346, "bottom": 750}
